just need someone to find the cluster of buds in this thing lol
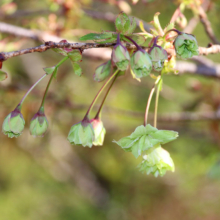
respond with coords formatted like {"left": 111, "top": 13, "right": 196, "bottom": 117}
{"left": 67, "top": 117, "right": 106, "bottom": 147}
{"left": 2, "top": 105, "right": 49, "bottom": 138}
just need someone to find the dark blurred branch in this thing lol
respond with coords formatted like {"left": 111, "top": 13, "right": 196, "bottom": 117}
{"left": 105, "top": 107, "right": 220, "bottom": 122}
{"left": 183, "top": 0, "right": 210, "bottom": 34}
{"left": 198, "top": 5, "right": 220, "bottom": 45}
{"left": 0, "top": 9, "right": 50, "bottom": 19}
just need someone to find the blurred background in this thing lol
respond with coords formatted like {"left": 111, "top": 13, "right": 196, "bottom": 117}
{"left": 1, "top": 0, "right": 220, "bottom": 219}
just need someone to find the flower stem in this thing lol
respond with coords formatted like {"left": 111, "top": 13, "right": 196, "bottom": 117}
{"left": 19, "top": 73, "right": 47, "bottom": 106}
{"left": 95, "top": 74, "right": 118, "bottom": 119}
{"left": 164, "top": 29, "right": 182, "bottom": 40}
{"left": 124, "top": 35, "right": 144, "bottom": 52}
{"left": 154, "top": 78, "right": 161, "bottom": 128}
{"left": 84, "top": 69, "right": 119, "bottom": 120}
{"left": 40, "top": 57, "right": 68, "bottom": 108}
{"left": 144, "top": 75, "right": 161, "bottom": 126}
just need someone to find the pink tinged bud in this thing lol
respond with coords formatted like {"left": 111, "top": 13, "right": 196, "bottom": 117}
{"left": 149, "top": 46, "right": 168, "bottom": 72}
{"left": 30, "top": 107, "right": 49, "bottom": 137}
{"left": 2, "top": 107, "right": 25, "bottom": 138}
{"left": 112, "top": 44, "right": 130, "bottom": 71}
{"left": 94, "top": 60, "right": 111, "bottom": 82}
{"left": 90, "top": 119, "right": 106, "bottom": 146}
{"left": 67, "top": 119, "right": 95, "bottom": 148}
{"left": 130, "top": 50, "right": 152, "bottom": 78}
{"left": 174, "top": 33, "right": 199, "bottom": 59}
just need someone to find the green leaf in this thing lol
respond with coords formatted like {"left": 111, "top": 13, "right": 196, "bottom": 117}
{"left": 68, "top": 50, "right": 82, "bottom": 62}
{"left": 115, "top": 12, "right": 130, "bottom": 34}
{"left": 52, "top": 48, "right": 68, "bottom": 56}
{"left": 113, "top": 124, "right": 178, "bottom": 158}
{"left": 129, "top": 34, "right": 146, "bottom": 45}
{"left": 43, "top": 66, "right": 57, "bottom": 75}
{"left": 80, "top": 32, "right": 113, "bottom": 41}
{"left": 72, "top": 63, "right": 82, "bottom": 76}
{"left": 126, "top": 17, "right": 137, "bottom": 35}
{"left": 130, "top": 68, "right": 141, "bottom": 82}
{"left": 0, "top": 70, "right": 8, "bottom": 81}
{"left": 164, "top": 22, "right": 174, "bottom": 33}
{"left": 150, "top": 130, "right": 178, "bottom": 144}
{"left": 113, "top": 137, "right": 139, "bottom": 151}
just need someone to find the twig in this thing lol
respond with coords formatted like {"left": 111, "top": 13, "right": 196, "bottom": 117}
{"left": 198, "top": 6, "right": 220, "bottom": 44}
{"left": 176, "top": 60, "right": 220, "bottom": 78}
{"left": 0, "top": 40, "right": 219, "bottom": 62}
{"left": 183, "top": 0, "right": 210, "bottom": 34}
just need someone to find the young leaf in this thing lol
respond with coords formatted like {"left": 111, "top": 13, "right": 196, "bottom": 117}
{"left": 0, "top": 70, "right": 8, "bottom": 81}
{"left": 113, "top": 124, "right": 178, "bottom": 158}
{"left": 80, "top": 32, "right": 113, "bottom": 41}
{"left": 43, "top": 66, "right": 57, "bottom": 75}
{"left": 126, "top": 17, "right": 137, "bottom": 35}
{"left": 115, "top": 12, "right": 130, "bottom": 34}
{"left": 72, "top": 63, "right": 82, "bottom": 76}
{"left": 68, "top": 49, "right": 82, "bottom": 62}
{"left": 52, "top": 48, "right": 68, "bottom": 56}
{"left": 128, "top": 34, "right": 146, "bottom": 45}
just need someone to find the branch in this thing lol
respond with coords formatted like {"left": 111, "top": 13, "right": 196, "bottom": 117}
{"left": 0, "top": 39, "right": 219, "bottom": 62}
{"left": 176, "top": 60, "right": 220, "bottom": 78}
{"left": 198, "top": 5, "right": 220, "bottom": 44}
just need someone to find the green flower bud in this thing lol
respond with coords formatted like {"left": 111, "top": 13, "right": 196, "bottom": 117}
{"left": 174, "top": 33, "right": 199, "bottom": 59}
{"left": 149, "top": 46, "right": 168, "bottom": 71}
{"left": 93, "top": 60, "right": 111, "bottom": 82}
{"left": 2, "top": 106, "right": 25, "bottom": 138}
{"left": 90, "top": 118, "right": 106, "bottom": 146}
{"left": 0, "top": 69, "right": 8, "bottom": 81}
{"left": 67, "top": 118, "right": 95, "bottom": 148}
{"left": 130, "top": 50, "right": 152, "bottom": 78}
{"left": 112, "top": 44, "right": 130, "bottom": 71}
{"left": 30, "top": 107, "right": 49, "bottom": 137}
{"left": 139, "top": 146, "right": 175, "bottom": 177}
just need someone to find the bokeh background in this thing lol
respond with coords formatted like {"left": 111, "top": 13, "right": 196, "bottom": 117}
{"left": 1, "top": 0, "right": 220, "bottom": 219}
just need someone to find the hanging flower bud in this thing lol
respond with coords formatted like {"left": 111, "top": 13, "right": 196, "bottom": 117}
{"left": 112, "top": 44, "right": 130, "bottom": 71}
{"left": 94, "top": 60, "right": 111, "bottom": 82}
{"left": 139, "top": 146, "right": 175, "bottom": 177}
{"left": 174, "top": 33, "right": 199, "bottom": 59}
{"left": 2, "top": 105, "right": 25, "bottom": 138}
{"left": 30, "top": 107, "right": 49, "bottom": 137}
{"left": 149, "top": 46, "right": 168, "bottom": 71}
{"left": 67, "top": 118, "right": 95, "bottom": 148}
{"left": 90, "top": 118, "right": 106, "bottom": 146}
{"left": 130, "top": 50, "right": 152, "bottom": 78}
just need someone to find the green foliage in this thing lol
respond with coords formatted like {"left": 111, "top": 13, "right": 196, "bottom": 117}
{"left": 113, "top": 124, "right": 178, "bottom": 158}
{"left": 79, "top": 32, "right": 114, "bottom": 41}
{"left": 0, "top": 69, "right": 8, "bottom": 81}
{"left": 72, "top": 63, "right": 82, "bottom": 76}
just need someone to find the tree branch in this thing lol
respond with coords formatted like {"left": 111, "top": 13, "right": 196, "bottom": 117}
{"left": 0, "top": 39, "right": 219, "bottom": 62}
